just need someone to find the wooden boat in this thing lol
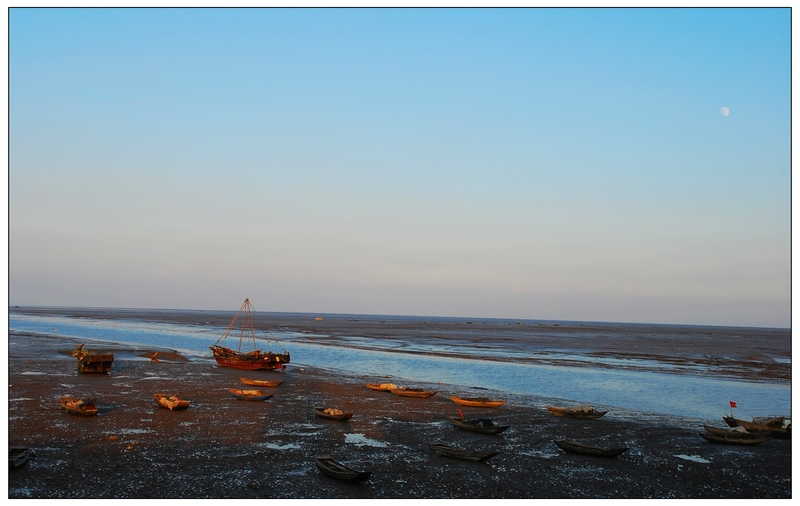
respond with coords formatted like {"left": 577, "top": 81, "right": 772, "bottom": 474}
{"left": 209, "top": 299, "right": 290, "bottom": 371}
{"left": 228, "top": 388, "right": 273, "bottom": 401}
{"left": 365, "top": 383, "right": 401, "bottom": 392}
{"left": 240, "top": 378, "right": 285, "bottom": 388}
{"left": 71, "top": 344, "right": 114, "bottom": 374}
{"left": 450, "top": 395, "right": 506, "bottom": 408}
{"left": 702, "top": 424, "right": 771, "bottom": 438}
{"left": 546, "top": 405, "right": 607, "bottom": 419}
{"left": 427, "top": 443, "right": 500, "bottom": 462}
{"left": 153, "top": 393, "right": 191, "bottom": 411}
{"left": 390, "top": 387, "right": 436, "bottom": 398}
{"left": 314, "top": 407, "right": 354, "bottom": 421}
{"left": 554, "top": 440, "right": 629, "bottom": 457}
{"left": 447, "top": 417, "right": 509, "bottom": 434}
{"left": 9, "top": 448, "right": 29, "bottom": 469}
{"left": 699, "top": 431, "right": 770, "bottom": 445}
{"left": 314, "top": 455, "right": 371, "bottom": 482}
{"left": 724, "top": 416, "right": 791, "bottom": 439}
{"left": 59, "top": 396, "right": 98, "bottom": 416}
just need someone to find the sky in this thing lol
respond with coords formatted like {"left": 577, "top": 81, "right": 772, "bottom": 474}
{"left": 7, "top": 7, "right": 792, "bottom": 328}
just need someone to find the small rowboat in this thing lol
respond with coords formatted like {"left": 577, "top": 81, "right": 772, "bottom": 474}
{"left": 427, "top": 443, "right": 500, "bottom": 462}
{"left": 60, "top": 396, "right": 98, "bottom": 417}
{"left": 450, "top": 396, "right": 506, "bottom": 408}
{"left": 390, "top": 387, "right": 436, "bottom": 398}
{"left": 228, "top": 388, "right": 273, "bottom": 401}
{"left": 702, "top": 424, "right": 771, "bottom": 438}
{"left": 240, "top": 378, "right": 285, "bottom": 388}
{"left": 699, "top": 431, "right": 770, "bottom": 445}
{"left": 546, "top": 405, "right": 607, "bottom": 419}
{"left": 314, "top": 455, "right": 372, "bottom": 482}
{"left": 9, "top": 448, "right": 29, "bottom": 469}
{"left": 314, "top": 407, "right": 354, "bottom": 421}
{"left": 365, "top": 383, "right": 401, "bottom": 392}
{"left": 447, "top": 417, "right": 509, "bottom": 435}
{"left": 554, "top": 440, "right": 629, "bottom": 457}
{"left": 154, "top": 393, "right": 191, "bottom": 411}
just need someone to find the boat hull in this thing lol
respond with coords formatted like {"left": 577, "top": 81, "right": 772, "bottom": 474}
{"left": 315, "top": 456, "right": 371, "bottom": 482}
{"left": 60, "top": 396, "right": 98, "bottom": 417}
{"left": 427, "top": 443, "right": 499, "bottom": 461}
{"left": 9, "top": 448, "right": 29, "bottom": 469}
{"left": 314, "top": 407, "right": 354, "bottom": 421}
{"left": 702, "top": 424, "right": 771, "bottom": 438}
{"left": 723, "top": 416, "right": 790, "bottom": 439}
{"left": 700, "top": 432, "right": 770, "bottom": 445}
{"left": 390, "top": 388, "right": 436, "bottom": 398}
{"left": 554, "top": 440, "right": 628, "bottom": 457}
{"left": 76, "top": 353, "right": 114, "bottom": 374}
{"left": 240, "top": 378, "right": 285, "bottom": 387}
{"left": 365, "top": 383, "right": 399, "bottom": 392}
{"left": 450, "top": 396, "right": 506, "bottom": 408}
{"left": 210, "top": 345, "right": 289, "bottom": 371}
{"left": 448, "top": 417, "right": 509, "bottom": 434}
{"left": 228, "top": 388, "right": 273, "bottom": 401}
{"left": 154, "top": 394, "right": 191, "bottom": 411}
{"left": 546, "top": 406, "right": 607, "bottom": 419}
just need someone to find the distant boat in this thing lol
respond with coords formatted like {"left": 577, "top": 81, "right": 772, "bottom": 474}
{"left": 450, "top": 396, "right": 506, "bottom": 408}
{"left": 228, "top": 389, "right": 273, "bottom": 401}
{"left": 390, "top": 387, "right": 436, "bottom": 398}
{"left": 240, "top": 378, "right": 285, "bottom": 388}
{"left": 447, "top": 417, "right": 509, "bottom": 435}
{"left": 314, "top": 407, "right": 354, "bottom": 421}
{"left": 314, "top": 455, "right": 372, "bottom": 482}
{"left": 554, "top": 440, "right": 629, "bottom": 457}
{"left": 209, "top": 299, "right": 290, "bottom": 371}
{"left": 702, "top": 424, "right": 771, "bottom": 438}
{"left": 60, "top": 396, "right": 98, "bottom": 417}
{"left": 71, "top": 344, "right": 114, "bottom": 374}
{"left": 153, "top": 393, "right": 191, "bottom": 411}
{"left": 546, "top": 405, "right": 607, "bottom": 419}
{"left": 427, "top": 443, "right": 500, "bottom": 462}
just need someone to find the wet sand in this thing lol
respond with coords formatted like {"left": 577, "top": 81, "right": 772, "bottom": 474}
{"left": 7, "top": 325, "right": 792, "bottom": 499}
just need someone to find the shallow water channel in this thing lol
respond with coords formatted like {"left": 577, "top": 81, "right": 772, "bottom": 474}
{"left": 9, "top": 314, "right": 790, "bottom": 421}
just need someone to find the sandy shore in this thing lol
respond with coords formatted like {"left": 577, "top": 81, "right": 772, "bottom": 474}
{"left": 7, "top": 329, "right": 791, "bottom": 499}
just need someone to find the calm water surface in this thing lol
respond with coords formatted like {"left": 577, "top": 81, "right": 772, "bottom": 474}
{"left": 9, "top": 313, "right": 790, "bottom": 422}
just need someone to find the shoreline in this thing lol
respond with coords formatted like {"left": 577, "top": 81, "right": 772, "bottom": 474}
{"left": 7, "top": 330, "right": 792, "bottom": 499}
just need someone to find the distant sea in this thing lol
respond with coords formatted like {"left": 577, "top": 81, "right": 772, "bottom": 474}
{"left": 8, "top": 309, "right": 791, "bottom": 422}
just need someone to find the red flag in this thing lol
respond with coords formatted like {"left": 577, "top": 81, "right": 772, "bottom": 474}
{"left": 730, "top": 401, "right": 737, "bottom": 408}
{"left": 457, "top": 409, "right": 464, "bottom": 418}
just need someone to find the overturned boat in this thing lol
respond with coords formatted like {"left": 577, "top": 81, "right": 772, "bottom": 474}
{"left": 209, "top": 299, "right": 290, "bottom": 371}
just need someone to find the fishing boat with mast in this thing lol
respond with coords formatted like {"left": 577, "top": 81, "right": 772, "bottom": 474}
{"left": 209, "top": 298, "right": 290, "bottom": 371}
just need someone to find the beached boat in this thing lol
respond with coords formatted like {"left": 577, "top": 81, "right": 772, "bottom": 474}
{"left": 314, "top": 407, "right": 354, "bottom": 421}
{"left": 314, "top": 455, "right": 372, "bottom": 482}
{"left": 554, "top": 440, "right": 629, "bottom": 457}
{"left": 209, "top": 299, "right": 290, "bottom": 371}
{"left": 447, "top": 417, "right": 509, "bottom": 434}
{"left": 365, "top": 383, "right": 401, "bottom": 392}
{"left": 240, "top": 378, "right": 285, "bottom": 388}
{"left": 450, "top": 396, "right": 506, "bottom": 408}
{"left": 228, "top": 388, "right": 273, "bottom": 401}
{"left": 9, "top": 448, "right": 29, "bottom": 469}
{"left": 546, "top": 405, "right": 607, "bottom": 419}
{"left": 723, "top": 416, "right": 790, "bottom": 439}
{"left": 153, "top": 393, "right": 191, "bottom": 411}
{"left": 71, "top": 344, "right": 114, "bottom": 374}
{"left": 702, "top": 424, "right": 771, "bottom": 438}
{"left": 699, "top": 431, "right": 770, "bottom": 445}
{"left": 427, "top": 443, "right": 500, "bottom": 462}
{"left": 390, "top": 387, "right": 436, "bottom": 398}
{"left": 60, "top": 396, "right": 98, "bottom": 417}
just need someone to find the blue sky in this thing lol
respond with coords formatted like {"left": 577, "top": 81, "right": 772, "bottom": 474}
{"left": 8, "top": 8, "right": 791, "bottom": 327}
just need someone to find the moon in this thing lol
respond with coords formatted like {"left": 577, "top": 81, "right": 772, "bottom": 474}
{"left": 721, "top": 106, "right": 730, "bottom": 116}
